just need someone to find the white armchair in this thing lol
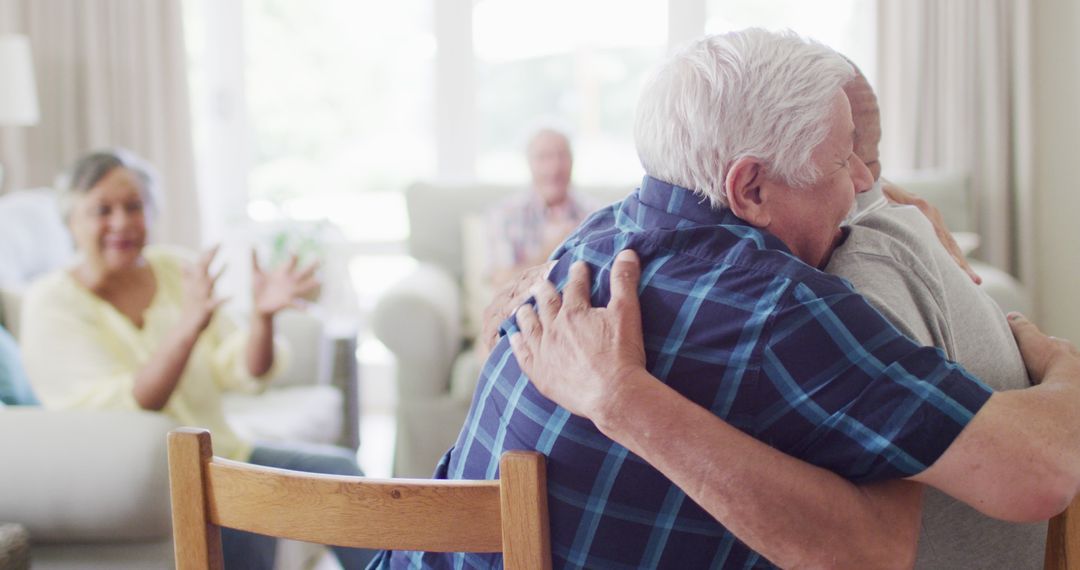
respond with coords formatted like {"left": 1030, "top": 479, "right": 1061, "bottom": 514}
{"left": 372, "top": 182, "right": 629, "bottom": 477}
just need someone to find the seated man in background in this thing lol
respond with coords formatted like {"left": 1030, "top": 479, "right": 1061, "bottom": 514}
{"left": 825, "top": 65, "right": 1044, "bottom": 569}
{"left": 376, "top": 29, "right": 1080, "bottom": 569}
{"left": 484, "top": 127, "right": 596, "bottom": 288}
{"left": 466, "top": 126, "right": 600, "bottom": 355}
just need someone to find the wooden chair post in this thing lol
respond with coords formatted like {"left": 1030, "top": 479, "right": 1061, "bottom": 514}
{"left": 168, "top": 428, "right": 223, "bottom": 570}
{"left": 499, "top": 450, "right": 552, "bottom": 570}
{"left": 1047, "top": 495, "right": 1080, "bottom": 570}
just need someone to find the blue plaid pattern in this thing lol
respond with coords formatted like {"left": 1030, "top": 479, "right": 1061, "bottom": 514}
{"left": 371, "top": 176, "right": 992, "bottom": 569}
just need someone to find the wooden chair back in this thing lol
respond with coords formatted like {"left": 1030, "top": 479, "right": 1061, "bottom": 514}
{"left": 167, "top": 428, "right": 551, "bottom": 570}
{"left": 1046, "top": 494, "right": 1080, "bottom": 569}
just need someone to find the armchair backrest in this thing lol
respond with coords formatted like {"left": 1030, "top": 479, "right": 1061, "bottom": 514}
{"left": 269, "top": 308, "right": 330, "bottom": 388}
{"left": 167, "top": 428, "right": 552, "bottom": 569}
{"left": 404, "top": 182, "right": 632, "bottom": 282}
{"left": 886, "top": 170, "right": 973, "bottom": 233}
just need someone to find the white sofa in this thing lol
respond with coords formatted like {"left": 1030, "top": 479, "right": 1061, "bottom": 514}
{"left": 0, "top": 188, "right": 359, "bottom": 569}
{"left": 0, "top": 409, "right": 177, "bottom": 569}
{"left": 373, "top": 175, "right": 1032, "bottom": 478}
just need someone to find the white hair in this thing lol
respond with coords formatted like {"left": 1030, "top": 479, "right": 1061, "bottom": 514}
{"left": 55, "top": 148, "right": 162, "bottom": 225}
{"left": 634, "top": 29, "right": 854, "bottom": 208}
{"left": 520, "top": 119, "right": 575, "bottom": 157}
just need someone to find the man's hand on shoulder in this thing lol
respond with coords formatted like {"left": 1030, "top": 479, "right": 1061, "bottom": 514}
{"left": 477, "top": 261, "right": 555, "bottom": 361}
{"left": 509, "top": 250, "right": 648, "bottom": 429}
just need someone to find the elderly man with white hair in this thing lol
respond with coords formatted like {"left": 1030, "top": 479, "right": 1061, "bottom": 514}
{"left": 371, "top": 29, "right": 1080, "bottom": 569}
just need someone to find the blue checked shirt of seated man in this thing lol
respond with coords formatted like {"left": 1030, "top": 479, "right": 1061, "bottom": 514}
{"left": 370, "top": 175, "right": 992, "bottom": 569}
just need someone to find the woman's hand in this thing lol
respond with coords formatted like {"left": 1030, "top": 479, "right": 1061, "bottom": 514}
{"left": 181, "top": 245, "right": 228, "bottom": 334}
{"left": 251, "top": 251, "right": 320, "bottom": 318}
{"left": 138, "top": 245, "right": 226, "bottom": 410}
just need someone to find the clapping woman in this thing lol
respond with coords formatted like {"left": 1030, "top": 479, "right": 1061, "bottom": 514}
{"left": 20, "top": 149, "right": 373, "bottom": 569}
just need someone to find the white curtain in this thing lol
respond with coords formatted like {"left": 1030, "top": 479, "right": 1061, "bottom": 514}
{"left": 0, "top": 0, "right": 201, "bottom": 248}
{"left": 876, "top": 0, "right": 1034, "bottom": 286}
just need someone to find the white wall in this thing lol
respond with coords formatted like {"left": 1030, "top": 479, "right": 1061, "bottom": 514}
{"left": 1033, "top": 0, "right": 1080, "bottom": 340}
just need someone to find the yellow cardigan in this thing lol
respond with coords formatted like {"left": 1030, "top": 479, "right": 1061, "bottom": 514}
{"left": 20, "top": 246, "right": 286, "bottom": 460}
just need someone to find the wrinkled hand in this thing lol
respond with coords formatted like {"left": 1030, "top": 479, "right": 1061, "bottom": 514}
{"left": 1007, "top": 312, "right": 1080, "bottom": 384}
{"left": 478, "top": 261, "right": 556, "bottom": 358}
{"left": 182, "top": 245, "right": 228, "bottom": 333}
{"left": 509, "top": 250, "right": 646, "bottom": 420}
{"left": 252, "top": 251, "right": 320, "bottom": 318}
{"left": 882, "top": 181, "right": 982, "bottom": 284}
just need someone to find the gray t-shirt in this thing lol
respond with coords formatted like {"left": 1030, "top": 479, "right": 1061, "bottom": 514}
{"left": 827, "top": 186, "right": 1045, "bottom": 569}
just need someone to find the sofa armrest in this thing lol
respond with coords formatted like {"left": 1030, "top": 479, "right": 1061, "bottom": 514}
{"left": 264, "top": 310, "right": 359, "bottom": 449}
{"left": 0, "top": 409, "right": 177, "bottom": 542}
{"left": 971, "top": 260, "right": 1033, "bottom": 316}
{"left": 271, "top": 309, "right": 327, "bottom": 388}
{"left": 372, "top": 262, "right": 463, "bottom": 399}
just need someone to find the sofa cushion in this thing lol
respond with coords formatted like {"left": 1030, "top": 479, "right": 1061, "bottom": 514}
{"left": 223, "top": 385, "right": 344, "bottom": 446}
{"left": 405, "top": 182, "right": 631, "bottom": 282}
{"left": 0, "top": 409, "right": 175, "bottom": 542}
{"left": 0, "top": 188, "right": 74, "bottom": 290}
{"left": 0, "top": 325, "right": 37, "bottom": 406}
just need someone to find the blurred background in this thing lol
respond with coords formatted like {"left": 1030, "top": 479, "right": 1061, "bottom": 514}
{"left": 1, "top": 0, "right": 1078, "bottom": 479}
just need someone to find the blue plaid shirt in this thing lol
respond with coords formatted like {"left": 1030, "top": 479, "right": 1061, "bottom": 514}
{"left": 372, "top": 176, "right": 992, "bottom": 569}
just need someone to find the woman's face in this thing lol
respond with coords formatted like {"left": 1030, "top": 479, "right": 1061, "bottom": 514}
{"left": 68, "top": 167, "right": 148, "bottom": 273}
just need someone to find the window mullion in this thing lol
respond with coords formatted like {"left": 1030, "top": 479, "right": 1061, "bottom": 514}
{"left": 434, "top": 0, "right": 476, "bottom": 183}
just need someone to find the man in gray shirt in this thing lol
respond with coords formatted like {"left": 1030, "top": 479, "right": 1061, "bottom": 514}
{"left": 826, "top": 67, "right": 1045, "bottom": 569}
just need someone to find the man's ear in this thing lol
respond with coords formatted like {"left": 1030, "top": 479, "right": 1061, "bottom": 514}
{"left": 724, "top": 156, "right": 771, "bottom": 227}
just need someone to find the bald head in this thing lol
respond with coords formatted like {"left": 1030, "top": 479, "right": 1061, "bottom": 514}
{"left": 526, "top": 128, "right": 574, "bottom": 206}
{"left": 842, "top": 65, "right": 882, "bottom": 182}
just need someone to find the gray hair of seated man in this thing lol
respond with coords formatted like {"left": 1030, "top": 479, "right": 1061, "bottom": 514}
{"left": 518, "top": 117, "right": 576, "bottom": 155}
{"left": 633, "top": 28, "right": 854, "bottom": 209}
{"left": 56, "top": 148, "right": 161, "bottom": 226}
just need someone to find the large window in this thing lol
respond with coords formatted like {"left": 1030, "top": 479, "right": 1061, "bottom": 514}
{"left": 707, "top": 0, "right": 876, "bottom": 84}
{"left": 473, "top": 0, "right": 666, "bottom": 186}
{"left": 244, "top": 0, "right": 433, "bottom": 240}
{"left": 187, "top": 0, "right": 874, "bottom": 238}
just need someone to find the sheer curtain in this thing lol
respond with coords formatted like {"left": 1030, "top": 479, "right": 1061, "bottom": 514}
{"left": 0, "top": 0, "right": 201, "bottom": 248}
{"left": 876, "top": 0, "right": 1034, "bottom": 288}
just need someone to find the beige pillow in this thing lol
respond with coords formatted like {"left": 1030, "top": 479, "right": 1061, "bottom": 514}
{"left": 461, "top": 213, "right": 494, "bottom": 340}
